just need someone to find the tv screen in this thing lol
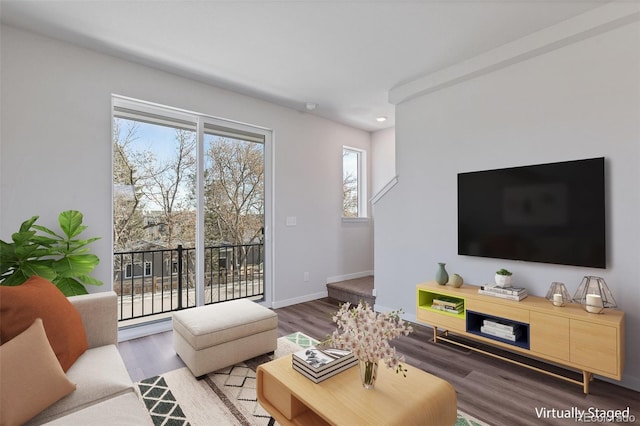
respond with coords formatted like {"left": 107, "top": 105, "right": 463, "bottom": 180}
{"left": 458, "top": 158, "right": 606, "bottom": 268}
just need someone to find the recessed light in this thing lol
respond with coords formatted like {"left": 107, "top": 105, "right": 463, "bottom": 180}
{"left": 376, "top": 116, "right": 387, "bottom": 122}
{"left": 305, "top": 103, "right": 317, "bottom": 111}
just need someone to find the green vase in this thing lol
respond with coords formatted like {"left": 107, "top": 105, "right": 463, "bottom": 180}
{"left": 435, "top": 263, "right": 449, "bottom": 285}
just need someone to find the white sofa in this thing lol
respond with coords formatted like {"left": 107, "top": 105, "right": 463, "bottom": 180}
{"left": 26, "top": 292, "right": 152, "bottom": 425}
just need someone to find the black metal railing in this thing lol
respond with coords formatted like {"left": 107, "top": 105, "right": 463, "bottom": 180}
{"left": 114, "top": 243, "right": 264, "bottom": 322}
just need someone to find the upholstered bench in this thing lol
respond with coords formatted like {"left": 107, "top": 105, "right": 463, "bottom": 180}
{"left": 172, "top": 299, "right": 278, "bottom": 377}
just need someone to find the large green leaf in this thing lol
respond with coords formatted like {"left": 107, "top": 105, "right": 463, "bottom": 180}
{"left": 11, "top": 229, "right": 38, "bottom": 246}
{"left": 32, "top": 224, "right": 64, "bottom": 240}
{"left": 58, "top": 210, "right": 86, "bottom": 239}
{"left": 54, "top": 277, "right": 89, "bottom": 296}
{"left": 14, "top": 245, "right": 51, "bottom": 260}
{"left": 0, "top": 240, "right": 16, "bottom": 260}
{"left": 76, "top": 274, "right": 103, "bottom": 286}
{"left": 52, "top": 254, "right": 100, "bottom": 277}
{"left": 29, "top": 234, "right": 60, "bottom": 247}
{"left": 18, "top": 216, "right": 39, "bottom": 233}
{"left": 19, "top": 261, "right": 56, "bottom": 280}
{"left": 1, "top": 270, "right": 31, "bottom": 286}
{"left": 52, "top": 237, "right": 101, "bottom": 256}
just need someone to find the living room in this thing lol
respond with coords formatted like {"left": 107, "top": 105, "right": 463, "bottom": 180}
{"left": 1, "top": 1, "right": 639, "bottom": 425}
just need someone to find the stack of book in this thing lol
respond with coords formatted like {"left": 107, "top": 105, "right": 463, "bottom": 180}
{"left": 292, "top": 347, "right": 358, "bottom": 383}
{"left": 478, "top": 285, "right": 528, "bottom": 301}
{"left": 480, "top": 319, "right": 523, "bottom": 342}
{"left": 431, "top": 297, "right": 464, "bottom": 314}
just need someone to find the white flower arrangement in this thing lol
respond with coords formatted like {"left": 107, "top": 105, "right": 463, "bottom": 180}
{"left": 326, "top": 301, "right": 414, "bottom": 376}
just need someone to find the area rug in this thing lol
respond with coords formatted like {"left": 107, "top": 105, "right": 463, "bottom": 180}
{"left": 137, "top": 332, "right": 490, "bottom": 426}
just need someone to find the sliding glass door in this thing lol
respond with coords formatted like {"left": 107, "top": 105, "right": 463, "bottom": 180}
{"left": 112, "top": 97, "right": 271, "bottom": 322}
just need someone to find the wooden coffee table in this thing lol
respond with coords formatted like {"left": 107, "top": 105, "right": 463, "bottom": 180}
{"left": 257, "top": 355, "right": 457, "bottom": 425}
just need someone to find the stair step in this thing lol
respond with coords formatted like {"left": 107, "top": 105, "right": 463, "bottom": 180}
{"left": 326, "top": 276, "right": 375, "bottom": 306}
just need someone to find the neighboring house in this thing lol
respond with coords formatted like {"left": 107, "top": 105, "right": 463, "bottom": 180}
{"left": 113, "top": 240, "right": 261, "bottom": 290}
{"left": 113, "top": 241, "right": 176, "bottom": 282}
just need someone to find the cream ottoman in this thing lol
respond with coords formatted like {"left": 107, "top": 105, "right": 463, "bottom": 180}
{"left": 172, "top": 299, "right": 278, "bottom": 377}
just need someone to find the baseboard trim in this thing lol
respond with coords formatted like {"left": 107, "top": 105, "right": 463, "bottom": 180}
{"left": 118, "top": 317, "right": 172, "bottom": 342}
{"left": 617, "top": 374, "right": 640, "bottom": 392}
{"left": 374, "top": 303, "right": 417, "bottom": 324}
{"left": 326, "top": 271, "right": 374, "bottom": 284}
{"left": 272, "top": 291, "right": 328, "bottom": 309}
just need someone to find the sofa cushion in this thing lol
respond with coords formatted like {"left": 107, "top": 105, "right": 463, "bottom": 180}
{"left": 172, "top": 298, "right": 278, "bottom": 350}
{"left": 0, "top": 319, "right": 76, "bottom": 426}
{"left": 42, "top": 392, "right": 153, "bottom": 426}
{"left": 0, "top": 276, "right": 88, "bottom": 371}
{"left": 25, "top": 344, "right": 136, "bottom": 425}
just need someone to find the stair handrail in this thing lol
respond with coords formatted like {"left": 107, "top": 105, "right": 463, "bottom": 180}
{"left": 370, "top": 175, "right": 399, "bottom": 205}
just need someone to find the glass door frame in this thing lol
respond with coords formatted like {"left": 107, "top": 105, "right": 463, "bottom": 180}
{"left": 197, "top": 116, "right": 273, "bottom": 308}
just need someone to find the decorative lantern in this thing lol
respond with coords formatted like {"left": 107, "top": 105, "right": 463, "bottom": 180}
{"left": 545, "top": 282, "right": 571, "bottom": 307}
{"left": 572, "top": 276, "right": 617, "bottom": 314}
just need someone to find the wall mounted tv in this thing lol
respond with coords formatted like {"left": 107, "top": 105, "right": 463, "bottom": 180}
{"left": 458, "top": 157, "right": 606, "bottom": 268}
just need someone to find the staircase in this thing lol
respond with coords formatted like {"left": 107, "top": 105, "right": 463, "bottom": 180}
{"left": 326, "top": 276, "right": 375, "bottom": 306}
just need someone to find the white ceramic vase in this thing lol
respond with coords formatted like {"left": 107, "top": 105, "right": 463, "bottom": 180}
{"left": 448, "top": 273, "right": 464, "bottom": 288}
{"left": 494, "top": 274, "right": 512, "bottom": 287}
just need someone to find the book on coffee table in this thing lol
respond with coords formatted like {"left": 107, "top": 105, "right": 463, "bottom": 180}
{"left": 292, "top": 347, "right": 358, "bottom": 383}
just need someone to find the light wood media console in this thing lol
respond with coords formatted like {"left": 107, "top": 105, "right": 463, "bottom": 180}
{"left": 416, "top": 281, "right": 625, "bottom": 393}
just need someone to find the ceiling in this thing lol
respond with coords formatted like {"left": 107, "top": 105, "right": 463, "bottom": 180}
{"left": 0, "top": 0, "right": 605, "bottom": 131}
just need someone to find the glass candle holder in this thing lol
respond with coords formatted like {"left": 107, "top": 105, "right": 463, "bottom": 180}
{"left": 545, "top": 282, "right": 571, "bottom": 307}
{"left": 572, "top": 276, "right": 617, "bottom": 314}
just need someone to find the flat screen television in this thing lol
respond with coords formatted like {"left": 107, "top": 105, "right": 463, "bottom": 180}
{"left": 458, "top": 157, "right": 606, "bottom": 268}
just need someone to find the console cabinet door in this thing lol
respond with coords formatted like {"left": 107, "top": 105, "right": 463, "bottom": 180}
{"left": 530, "top": 312, "right": 569, "bottom": 361}
{"left": 570, "top": 319, "right": 618, "bottom": 376}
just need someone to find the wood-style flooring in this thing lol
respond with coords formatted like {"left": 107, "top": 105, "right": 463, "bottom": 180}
{"left": 119, "top": 297, "right": 639, "bottom": 426}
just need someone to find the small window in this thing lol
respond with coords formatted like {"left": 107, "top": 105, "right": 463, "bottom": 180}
{"left": 144, "top": 261, "right": 152, "bottom": 276}
{"left": 343, "top": 147, "right": 367, "bottom": 218}
{"left": 124, "top": 261, "right": 152, "bottom": 278}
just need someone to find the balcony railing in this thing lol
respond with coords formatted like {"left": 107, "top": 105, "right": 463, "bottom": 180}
{"left": 114, "top": 243, "right": 264, "bottom": 322}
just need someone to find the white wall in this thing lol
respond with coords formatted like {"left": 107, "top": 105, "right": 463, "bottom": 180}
{"left": 375, "top": 21, "right": 640, "bottom": 390}
{"left": 0, "top": 25, "right": 373, "bottom": 307}
{"left": 371, "top": 127, "right": 396, "bottom": 197}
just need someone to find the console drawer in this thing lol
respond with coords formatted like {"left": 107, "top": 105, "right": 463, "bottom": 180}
{"left": 466, "top": 299, "right": 529, "bottom": 323}
{"left": 417, "top": 308, "right": 465, "bottom": 333}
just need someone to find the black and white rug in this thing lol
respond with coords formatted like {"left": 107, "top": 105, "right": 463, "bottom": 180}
{"left": 137, "top": 332, "right": 489, "bottom": 426}
{"left": 137, "top": 333, "right": 305, "bottom": 426}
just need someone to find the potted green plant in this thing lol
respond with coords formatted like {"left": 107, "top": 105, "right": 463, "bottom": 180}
{"left": 0, "top": 210, "right": 103, "bottom": 296}
{"left": 494, "top": 268, "right": 513, "bottom": 287}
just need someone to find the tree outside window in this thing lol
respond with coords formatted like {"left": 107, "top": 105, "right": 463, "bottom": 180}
{"left": 343, "top": 147, "right": 366, "bottom": 218}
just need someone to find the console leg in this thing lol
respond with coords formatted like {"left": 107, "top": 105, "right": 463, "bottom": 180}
{"left": 433, "top": 326, "right": 438, "bottom": 343}
{"left": 583, "top": 371, "right": 593, "bottom": 394}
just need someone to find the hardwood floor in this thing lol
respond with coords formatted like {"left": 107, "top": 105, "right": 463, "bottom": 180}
{"left": 119, "top": 298, "right": 639, "bottom": 426}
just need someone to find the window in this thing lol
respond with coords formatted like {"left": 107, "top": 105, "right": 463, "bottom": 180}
{"left": 343, "top": 146, "right": 367, "bottom": 218}
{"left": 124, "top": 261, "right": 152, "bottom": 278}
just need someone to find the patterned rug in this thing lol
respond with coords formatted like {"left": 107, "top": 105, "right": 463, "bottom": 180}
{"left": 137, "top": 332, "right": 490, "bottom": 426}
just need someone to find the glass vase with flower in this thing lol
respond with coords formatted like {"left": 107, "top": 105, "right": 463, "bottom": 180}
{"left": 323, "top": 301, "right": 413, "bottom": 389}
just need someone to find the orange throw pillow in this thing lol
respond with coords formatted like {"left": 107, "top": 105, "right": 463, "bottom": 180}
{"left": 0, "top": 318, "right": 76, "bottom": 426}
{"left": 0, "top": 276, "right": 88, "bottom": 371}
